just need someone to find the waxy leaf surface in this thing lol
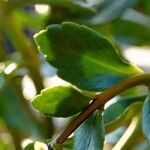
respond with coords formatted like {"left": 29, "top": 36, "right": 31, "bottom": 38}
{"left": 74, "top": 111, "right": 104, "bottom": 150}
{"left": 104, "top": 95, "right": 146, "bottom": 125}
{"left": 34, "top": 22, "right": 142, "bottom": 91}
{"left": 32, "top": 86, "right": 91, "bottom": 117}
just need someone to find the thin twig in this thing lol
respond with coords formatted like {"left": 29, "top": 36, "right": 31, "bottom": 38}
{"left": 55, "top": 74, "right": 150, "bottom": 144}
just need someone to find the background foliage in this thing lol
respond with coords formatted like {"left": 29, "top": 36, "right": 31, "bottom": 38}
{"left": 0, "top": 0, "right": 150, "bottom": 150}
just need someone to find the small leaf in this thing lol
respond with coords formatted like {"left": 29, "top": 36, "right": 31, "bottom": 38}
{"left": 50, "top": 140, "right": 62, "bottom": 150}
{"left": 32, "top": 86, "right": 91, "bottom": 117}
{"left": 49, "top": 138, "right": 74, "bottom": 150}
{"left": 63, "top": 138, "right": 74, "bottom": 150}
{"left": 34, "top": 22, "right": 142, "bottom": 91}
{"left": 142, "top": 90, "right": 150, "bottom": 144}
{"left": 74, "top": 111, "right": 104, "bottom": 150}
{"left": 104, "top": 95, "right": 146, "bottom": 125}
{"left": 105, "top": 102, "right": 143, "bottom": 133}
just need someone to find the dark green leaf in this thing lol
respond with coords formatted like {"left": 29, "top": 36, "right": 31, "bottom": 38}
{"left": 32, "top": 85, "right": 91, "bottom": 117}
{"left": 142, "top": 90, "right": 150, "bottom": 144}
{"left": 135, "top": 0, "right": 150, "bottom": 15}
{"left": 34, "top": 22, "right": 142, "bottom": 91}
{"left": 74, "top": 111, "right": 104, "bottom": 150}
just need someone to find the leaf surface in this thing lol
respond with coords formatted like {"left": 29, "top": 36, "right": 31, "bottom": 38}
{"left": 32, "top": 86, "right": 91, "bottom": 117}
{"left": 104, "top": 95, "right": 146, "bottom": 125}
{"left": 34, "top": 22, "right": 142, "bottom": 91}
{"left": 0, "top": 79, "right": 41, "bottom": 137}
{"left": 74, "top": 111, "right": 104, "bottom": 150}
{"left": 105, "top": 102, "right": 143, "bottom": 133}
{"left": 142, "top": 90, "right": 150, "bottom": 144}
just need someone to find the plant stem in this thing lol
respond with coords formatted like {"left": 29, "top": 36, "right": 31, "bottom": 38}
{"left": 9, "top": 128, "right": 22, "bottom": 150}
{"left": 55, "top": 73, "right": 150, "bottom": 144}
{"left": 112, "top": 114, "right": 142, "bottom": 150}
{"left": 3, "top": 12, "right": 55, "bottom": 138}
{"left": 0, "top": 30, "right": 7, "bottom": 62}
{"left": 3, "top": 12, "right": 44, "bottom": 94}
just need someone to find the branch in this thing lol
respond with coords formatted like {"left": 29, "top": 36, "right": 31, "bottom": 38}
{"left": 55, "top": 73, "right": 150, "bottom": 144}
{"left": 4, "top": 13, "right": 44, "bottom": 94}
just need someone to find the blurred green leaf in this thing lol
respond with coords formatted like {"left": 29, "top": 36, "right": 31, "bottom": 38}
{"left": 32, "top": 85, "right": 91, "bottom": 117}
{"left": 87, "top": 0, "right": 139, "bottom": 24}
{"left": 134, "top": 0, "right": 150, "bottom": 15}
{"left": 112, "top": 18, "right": 150, "bottom": 46}
{"left": 50, "top": 141, "right": 62, "bottom": 150}
{"left": 142, "top": 90, "right": 150, "bottom": 144}
{"left": 51, "top": 138, "right": 74, "bottom": 150}
{"left": 104, "top": 95, "right": 146, "bottom": 125}
{"left": 34, "top": 22, "right": 142, "bottom": 91}
{"left": 63, "top": 138, "right": 74, "bottom": 150}
{"left": 7, "top": 0, "right": 95, "bottom": 14}
{"left": 14, "top": 10, "right": 47, "bottom": 29}
{"left": 0, "top": 78, "right": 41, "bottom": 137}
{"left": 105, "top": 102, "right": 143, "bottom": 133}
{"left": 74, "top": 111, "right": 104, "bottom": 150}
{"left": 122, "top": 9, "right": 150, "bottom": 28}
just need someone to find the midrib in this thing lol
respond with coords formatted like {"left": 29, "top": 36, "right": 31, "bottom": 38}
{"left": 83, "top": 55, "right": 131, "bottom": 75}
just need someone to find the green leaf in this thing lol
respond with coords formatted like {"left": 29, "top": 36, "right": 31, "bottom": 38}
{"left": 50, "top": 138, "right": 74, "bottom": 150}
{"left": 104, "top": 95, "right": 146, "bottom": 125}
{"left": 74, "top": 111, "right": 104, "bottom": 150}
{"left": 112, "top": 17, "right": 150, "bottom": 46}
{"left": 135, "top": 0, "right": 150, "bottom": 15}
{"left": 0, "top": 79, "right": 41, "bottom": 137}
{"left": 104, "top": 95, "right": 145, "bottom": 133}
{"left": 63, "top": 138, "right": 74, "bottom": 150}
{"left": 105, "top": 102, "right": 143, "bottom": 133}
{"left": 32, "top": 85, "right": 91, "bottom": 117}
{"left": 88, "top": 0, "right": 139, "bottom": 24}
{"left": 142, "top": 90, "right": 150, "bottom": 144}
{"left": 50, "top": 140, "right": 62, "bottom": 150}
{"left": 34, "top": 22, "right": 142, "bottom": 91}
{"left": 14, "top": 10, "right": 46, "bottom": 29}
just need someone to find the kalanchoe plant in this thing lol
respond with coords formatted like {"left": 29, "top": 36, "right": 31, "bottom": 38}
{"left": 0, "top": 0, "right": 150, "bottom": 149}
{"left": 31, "top": 22, "right": 150, "bottom": 150}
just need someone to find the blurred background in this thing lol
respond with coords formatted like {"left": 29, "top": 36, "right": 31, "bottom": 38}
{"left": 0, "top": 0, "right": 150, "bottom": 149}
